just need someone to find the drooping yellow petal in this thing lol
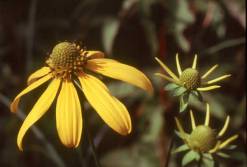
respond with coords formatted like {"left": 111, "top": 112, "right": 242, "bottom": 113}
{"left": 155, "top": 73, "right": 181, "bottom": 85}
{"left": 56, "top": 81, "right": 82, "bottom": 148}
{"left": 86, "top": 58, "right": 153, "bottom": 94}
{"left": 190, "top": 110, "right": 196, "bottom": 130}
{"left": 204, "top": 103, "right": 210, "bottom": 126}
{"left": 219, "top": 135, "right": 238, "bottom": 150}
{"left": 176, "top": 53, "right": 182, "bottom": 76}
{"left": 192, "top": 54, "right": 198, "bottom": 69}
{"left": 85, "top": 51, "right": 105, "bottom": 59}
{"left": 17, "top": 78, "right": 60, "bottom": 151}
{"left": 27, "top": 67, "right": 51, "bottom": 85}
{"left": 197, "top": 85, "right": 221, "bottom": 91}
{"left": 206, "top": 74, "right": 231, "bottom": 84}
{"left": 155, "top": 57, "right": 179, "bottom": 81}
{"left": 201, "top": 64, "right": 219, "bottom": 79}
{"left": 79, "top": 73, "right": 131, "bottom": 135}
{"left": 218, "top": 116, "right": 230, "bottom": 137}
{"left": 10, "top": 74, "right": 52, "bottom": 113}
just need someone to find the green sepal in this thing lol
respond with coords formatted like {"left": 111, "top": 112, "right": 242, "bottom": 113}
{"left": 165, "top": 83, "right": 180, "bottom": 91}
{"left": 216, "top": 152, "right": 230, "bottom": 158}
{"left": 173, "top": 86, "right": 187, "bottom": 97}
{"left": 182, "top": 150, "right": 199, "bottom": 166}
{"left": 202, "top": 153, "right": 214, "bottom": 167}
{"left": 173, "top": 144, "right": 189, "bottom": 154}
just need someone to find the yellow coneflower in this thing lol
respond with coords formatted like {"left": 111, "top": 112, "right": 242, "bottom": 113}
{"left": 155, "top": 54, "right": 231, "bottom": 92}
{"left": 10, "top": 42, "right": 153, "bottom": 150}
{"left": 174, "top": 103, "right": 238, "bottom": 165}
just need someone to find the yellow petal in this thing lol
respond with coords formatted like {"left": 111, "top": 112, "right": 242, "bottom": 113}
{"left": 56, "top": 81, "right": 82, "bottom": 148}
{"left": 197, "top": 85, "right": 221, "bottom": 91}
{"left": 10, "top": 74, "right": 52, "bottom": 113}
{"left": 86, "top": 51, "right": 105, "bottom": 59}
{"left": 209, "top": 141, "right": 221, "bottom": 153}
{"left": 218, "top": 116, "right": 230, "bottom": 137}
{"left": 189, "top": 110, "right": 196, "bottom": 130}
{"left": 176, "top": 53, "right": 182, "bottom": 76}
{"left": 27, "top": 67, "right": 51, "bottom": 85}
{"left": 206, "top": 74, "right": 231, "bottom": 84}
{"left": 201, "top": 64, "right": 218, "bottom": 79}
{"left": 17, "top": 78, "right": 60, "bottom": 151}
{"left": 204, "top": 103, "right": 210, "bottom": 126}
{"left": 155, "top": 57, "right": 179, "bottom": 81}
{"left": 86, "top": 58, "right": 153, "bottom": 94}
{"left": 79, "top": 74, "right": 131, "bottom": 135}
{"left": 219, "top": 135, "right": 238, "bottom": 150}
{"left": 155, "top": 73, "right": 181, "bottom": 85}
{"left": 192, "top": 54, "right": 198, "bottom": 69}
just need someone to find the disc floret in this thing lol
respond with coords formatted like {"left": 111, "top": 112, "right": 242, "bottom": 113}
{"left": 179, "top": 68, "right": 201, "bottom": 90}
{"left": 46, "top": 42, "right": 86, "bottom": 79}
{"left": 186, "top": 125, "right": 217, "bottom": 152}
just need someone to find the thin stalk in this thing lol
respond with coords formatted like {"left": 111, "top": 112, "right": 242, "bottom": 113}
{"left": 84, "top": 115, "right": 102, "bottom": 167}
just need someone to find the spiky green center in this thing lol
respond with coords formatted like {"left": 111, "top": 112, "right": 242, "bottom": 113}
{"left": 48, "top": 42, "right": 81, "bottom": 69}
{"left": 179, "top": 68, "right": 201, "bottom": 90}
{"left": 186, "top": 125, "right": 217, "bottom": 152}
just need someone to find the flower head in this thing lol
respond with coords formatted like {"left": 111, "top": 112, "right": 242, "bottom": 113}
{"left": 155, "top": 54, "right": 231, "bottom": 112}
{"left": 174, "top": 103, "right": 238, "bottom": 166}
{"left": 10, "top": 42, "right": 153, "bottom": 150}
{"left": 155, "top": 54, "right": 231, "bottom": 91}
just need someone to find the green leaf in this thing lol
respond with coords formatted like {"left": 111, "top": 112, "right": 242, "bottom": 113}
{"left": 165, "top": 83, "right": 180, "bottom": 91}
{"left": 173, "top": 144, "right": 189, "bottom": 154}
{"left": 182, "top": 150, "right": 198, "bottom": 166}
{"left": 173, "top": 86, "right": 187, "bottom": 96}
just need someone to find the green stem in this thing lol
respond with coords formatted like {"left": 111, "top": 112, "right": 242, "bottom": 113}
{"left": 84, "top": 115, "right": 102, "bottom": 167}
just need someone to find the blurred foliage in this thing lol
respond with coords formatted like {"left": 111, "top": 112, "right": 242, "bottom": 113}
{"left": 0, "top": 0, "right": 246, "bottom": 167}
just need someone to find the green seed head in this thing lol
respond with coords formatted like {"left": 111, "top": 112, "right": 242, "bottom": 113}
{"left": 186, "top": 125, "right": 217, "bottom": 153}
{"left": 179, "top": 68, "right": 201, "bottom": 89}
{"left": 48, "top": 42, "right": 80, "bottom": 69}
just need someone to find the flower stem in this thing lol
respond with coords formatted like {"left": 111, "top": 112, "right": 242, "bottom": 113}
{"left": 84, "top": 115, "right": 102, "bottom": 167}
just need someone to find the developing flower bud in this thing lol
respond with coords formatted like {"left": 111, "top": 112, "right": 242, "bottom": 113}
{"left": 186, "top": 125, "right": 217, "bottom": 152}
{"left": 179, "top": 68, "right": 201, "bottom": 90}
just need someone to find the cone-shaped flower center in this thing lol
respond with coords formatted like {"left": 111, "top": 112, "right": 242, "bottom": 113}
{"left": 46, "top": 42, "right": 86, "bottom": 79}
{"left": 49, "top": 42, "right": 81, "bottom": 69}
{"left": 179, "top": 68, "right": 201, "bottom": 89}
{"left": 187, "top": 125, "right": 217, "bottom": 152}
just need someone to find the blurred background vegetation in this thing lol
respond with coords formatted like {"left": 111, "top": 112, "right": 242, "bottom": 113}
{"left": 0, "top": 0, "right": 246, "bottom": 167}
